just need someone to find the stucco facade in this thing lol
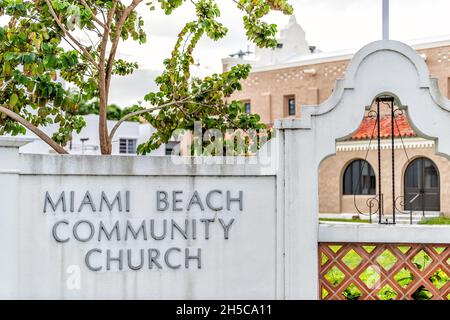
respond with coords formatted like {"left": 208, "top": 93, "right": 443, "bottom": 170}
{"left": 319, "top": 142, "right": 450, "bottom": 216}
{"left": 226, "top": 22, "right": 450, "bottom": 218}
{"left": 230, "top": 42, "right": 450, "bottom": 124}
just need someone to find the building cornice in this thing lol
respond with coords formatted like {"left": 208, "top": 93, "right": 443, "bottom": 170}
{"left": 251, "top": 36, "right": 450, "bottom": 74}
{"left": 336, "top": 137, "right": 434, "bottom": 152}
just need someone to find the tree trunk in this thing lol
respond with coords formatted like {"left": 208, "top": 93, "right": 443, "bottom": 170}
{"left": 98, "top": 34, "right": 111, "bottom": 155}
{"left": 98, "top": 85, "right": 112, "bottom": 155}
{"left": 0, "top": 106, "right": 69, "bottom": 154}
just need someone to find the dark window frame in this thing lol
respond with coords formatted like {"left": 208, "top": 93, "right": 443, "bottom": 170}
{"left": 244, "top": 101, "right": 251, "bottom": 114}
{"left": 165, "top": 141, "right": 180, "bottom": 156}
{"left": 119, "top": 138, "right": 137, "bottom": 154}
{"left": 288, "top": 97, "right": 296, "bottom": 116}
{"left": 404, "top": 157, "right": 440, "bottom": 211}
{"left": 343, "top": 160, "right": 376, "bottom": 195}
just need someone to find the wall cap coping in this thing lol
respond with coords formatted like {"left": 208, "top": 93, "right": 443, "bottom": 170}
{"left": 0, "top": 137, "right": 35, "bottom": 148}
{"left": 319, "top": 223, "right": 450, "bottom": 244}
{"left": 18, "top": 153, "right": 277, "bottom": 176}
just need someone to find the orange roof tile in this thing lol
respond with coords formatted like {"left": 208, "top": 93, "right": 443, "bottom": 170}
{"left": 351, "top": 114, "right": 416, "bottom": 140}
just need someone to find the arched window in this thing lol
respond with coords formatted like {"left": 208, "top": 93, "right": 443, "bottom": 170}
{"left": 343, "top": 160, "right": 376, "bottom": 195}
{"left": 404, "top": 157, "right": 440, "bottom": 211}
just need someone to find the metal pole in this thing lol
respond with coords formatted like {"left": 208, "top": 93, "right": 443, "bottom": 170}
{"left": 377, "top": 99, "right": 382, "bottom": 224}
{"left": 383, "top": 0, "right": 390, "bottom": 40}
{"left": 422, "top": 160, "right": 425, "bottom": 218}
{"left": 422, "top": 193, "right": 425, "bottom": 218}
{"left": 391, "top": 99, "right": 396, "bottom": 224}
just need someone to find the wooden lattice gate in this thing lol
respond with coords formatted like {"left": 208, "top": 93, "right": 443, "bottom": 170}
{"left": 319, "top": 243, "right": 450, "bottom": 300}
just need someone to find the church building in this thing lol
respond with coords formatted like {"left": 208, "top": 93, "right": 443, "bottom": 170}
{"left": 224, "top": 16, "right": 450, "bottom": 222}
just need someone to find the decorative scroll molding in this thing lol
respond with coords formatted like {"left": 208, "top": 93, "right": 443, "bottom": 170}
{"left": 274, "top": 40, "right": 437, "bottom": 130}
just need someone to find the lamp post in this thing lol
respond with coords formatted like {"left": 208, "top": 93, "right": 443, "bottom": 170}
{"left": 80, "top": 138, "right": 89, "bottom": 155}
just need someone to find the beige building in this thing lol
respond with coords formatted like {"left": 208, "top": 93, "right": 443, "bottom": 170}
{"left": 320, "top": 113, "right": 450, "bottom": 218}
{"left": 224, "top": 16, "right": 450, "bottom": 219}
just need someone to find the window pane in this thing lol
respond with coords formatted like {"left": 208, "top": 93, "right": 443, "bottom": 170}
{"left": 165, "top": 141, "right": 180, "bottom": 156}
{"left": 343, "top": 160, "right": 375, "bottom": 195}
{"left": 128, "top": 140, "right": 137, "bottom": 154}
{"left": 360, "top": 164, "right": 369, "bottom": 194}
{"left": 406, "top": 161, "right": 419, "bottom": 188}
{"left": 344, "top": 167, "right": 352, "bottom": 194}
{"left": 119, "top": 139, "right": 127, "bottom": 154}
{"left": 352, "top": 161, "right": 360, "bottom": 194}
{"left": 245, "top": 102, "right": 251, "bottom": 114}
{"left": 424, "top": 160, "right": 438, "bottom": 188}
{"left": 288, "top": 98, "right": 295, "bottom": 116}
{"left": 119, "top": 139, "right": 137, "bottom": 154}
{"left": 370, "top": 175, "right": 376, "bottom": 194}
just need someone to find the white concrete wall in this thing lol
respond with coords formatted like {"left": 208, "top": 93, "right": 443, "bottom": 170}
{"left": 274, "top": 39, "right": 450, "bottom": 299}
{"left": 0, "top": 139, "right": 279, "bottom": 299}
{"left": 1, "top": 39, "right": 450, "bottom": 300}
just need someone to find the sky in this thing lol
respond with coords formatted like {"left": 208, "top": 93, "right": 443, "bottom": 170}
{"left": 110, "top": 0, "right": 450, "bottom": 107}
{"left": 7, "top": 1, "right": 450, "bottom": 106}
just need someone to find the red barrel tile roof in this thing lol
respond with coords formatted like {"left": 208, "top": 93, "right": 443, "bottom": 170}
{"left": 351, "top": 114, "right": 416, "bottom": 140}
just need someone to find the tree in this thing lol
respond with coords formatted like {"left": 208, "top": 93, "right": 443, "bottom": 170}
{"left": 0, "top": 0, "right": 293, "bottom": 155}
{"left": 0, "top": 1, "right": 86, "bottom": 154}
{"left": 77, "top": 101, "right": 141, "bottom": 122}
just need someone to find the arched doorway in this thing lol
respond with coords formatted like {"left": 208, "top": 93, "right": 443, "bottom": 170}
{"left": 404, "top": 158, "right": 440, "bottom": 211}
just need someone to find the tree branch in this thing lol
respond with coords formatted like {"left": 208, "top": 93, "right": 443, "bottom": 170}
{"left": 0, "top": 106, "right": 69, "bottom": 154}
{"left": 97, "top": 1, "right": 119, "bottom": 154}
{"left": 105, "top": 0, "right": 144, "bottom": 93}
{"left": 79, "top": 0, "right": 106, "bottom": 29}
{"left": 43, "top": 0, "right": 100, "bottom": 69}
{"left": 98, "top": 0, "right": 118, "bottom": 92}
{"left": 109, "top": 96, "right": 193, "bottom": 141}
{"left": 109, "top": 105, "right": 161, "bottom": 141}
{"left": 0, "top": 79, "right": 13, "bottom": 91}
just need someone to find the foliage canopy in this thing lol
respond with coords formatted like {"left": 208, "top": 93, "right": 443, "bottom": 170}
{"left": 0, "top": 0, "right": 294, "bottom": 154}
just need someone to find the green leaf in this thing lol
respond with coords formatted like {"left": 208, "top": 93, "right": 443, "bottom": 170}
{"left": 9, "top": 93, "right": 19, "bottom": 106}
